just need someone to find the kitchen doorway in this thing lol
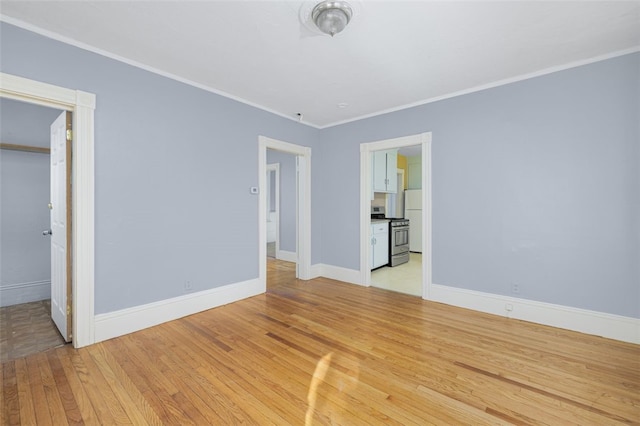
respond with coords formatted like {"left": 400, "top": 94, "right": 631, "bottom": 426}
{"left": 370, "top": 156, "right": 423, "bottom": 296}
{"left": 360, "top": 132, "right": 432, "bottom": 299}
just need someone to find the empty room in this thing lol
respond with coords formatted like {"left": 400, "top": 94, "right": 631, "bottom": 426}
{"left": 1, "top": 1, "right": 638, "bottom": 424}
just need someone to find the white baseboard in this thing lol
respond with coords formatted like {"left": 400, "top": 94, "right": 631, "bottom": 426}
{"left": 429, "top": 283, "right": 640, "bottom": 344}
{"left": 310, "top": 264, "right": 322, "bottom": 279}
{"left": 277, "top": 250, "right": 297, "bottom": 263}
{"left": 0, "top": 280, "right": 50, "bottom": 307}
{"left": 94, "top": 278, "right": 264, "bottom": 343}
{"left": 313, "top": 264, "right": 363, "bottom": 286}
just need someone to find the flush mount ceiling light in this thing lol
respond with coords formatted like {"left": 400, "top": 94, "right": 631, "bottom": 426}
{"left": 312, "top": 1, "right": 353, "bottom": 37}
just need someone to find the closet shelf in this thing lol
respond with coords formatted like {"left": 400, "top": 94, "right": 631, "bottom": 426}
{"left": 0, "top": 143, "right": 50, "bottom": 154}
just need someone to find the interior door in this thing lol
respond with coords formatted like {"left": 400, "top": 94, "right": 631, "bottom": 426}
{"left": 50, "top": 111, "right": 72, "bottom": 342}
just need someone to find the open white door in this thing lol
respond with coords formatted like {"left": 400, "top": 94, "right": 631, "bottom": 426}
{"left": 49, "top": 111, "right": 72, "bottom": 342}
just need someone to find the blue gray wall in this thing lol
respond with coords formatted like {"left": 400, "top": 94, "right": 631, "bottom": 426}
{"left": 0, "top": 22, "right": 320, "bottom": 314}
{"left": 267, "top": 149, "right": 297, "bottom": 253}
{"left": 1, "top": 150, "right": 51, "bottom": 306}
{"left": 320, "top": 53, "right": 639, "bottom": 318}
{"left": 0, "top": 98, "right": 62, "bottom": 148}
{"left": 2, "top": 21, "right": 637, "bottom": 319}
{"left": 0, "top": 99, "right": 61, "bottom": 306}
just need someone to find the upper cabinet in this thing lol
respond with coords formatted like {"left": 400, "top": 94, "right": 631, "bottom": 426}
{"left": 407, "top": 155, "right": 422, "bottom": 189}
{"left": 372, "top": 149, "right": 398, "bottom": 193}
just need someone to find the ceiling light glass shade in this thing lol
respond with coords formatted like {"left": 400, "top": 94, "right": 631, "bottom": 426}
{"left": 312, "top": 1, "right": 353, "bottom": 37}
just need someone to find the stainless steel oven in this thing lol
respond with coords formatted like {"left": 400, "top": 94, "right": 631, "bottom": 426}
{"left": 372, "top": 207, "right": 410, "bottom": 267}
{"left": 389, "top": 219, "right": 410, "bottom": 266}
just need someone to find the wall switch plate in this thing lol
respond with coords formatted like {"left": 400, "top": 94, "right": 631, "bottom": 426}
{"left": 250, "top": 186, "right": 258, "bottom": 194}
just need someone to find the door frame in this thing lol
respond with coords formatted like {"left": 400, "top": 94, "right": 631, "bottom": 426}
{"left": 360, "top": 132, "right": 432, "bottom": 299}
{"left": 258, "top": 136, "right": 311, "bottom": 286}
{"left": 1, "top": 72, "right": 96, "bottom": 348}
{"left": 266, "top": 162, "right": 280, "bottom": 256}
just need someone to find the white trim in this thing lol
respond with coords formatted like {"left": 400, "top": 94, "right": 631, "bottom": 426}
{"left": 276, "top": 250, "right": 297, "bottom": 263}
{"left": 296, "top": 154, "right": 312, "bottom": 279}
{"left": 0, "top": 15, "right": 318, "bottom": 129}
{"left": 258, "top": 136, "right": 312, "bottom": 287}
{"left": 94, "top": 278, "right": 262, "bottom": 343}
{"left": 315, "top": 264, "right": 363, "bottom": 286}
{"left": 359, "top": 133, "right": 432, "bottom": 299}
{"left": 319, "top": 47, "right": 640, "bottom": 128}
{"left": 420, "top": 136, "right": 433, "bottom": 300}
{"left": 0, "top": 280, "right": 51, "bottom": 307}
{"left": 430, "top": 284, "right": 640, "bottom": 344}
{"left": 310, "top": 264, "right": 322, "bottom": 279}
{"left": 266, "top": 163, "right": 280, "bottom": 252}
{"left": 0, "top": 72, "right": 96, "bottom": 348}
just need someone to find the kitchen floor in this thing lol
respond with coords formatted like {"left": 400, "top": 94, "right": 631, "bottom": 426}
{"left": 371, "top": 252, "right": 422, "bottom": 296}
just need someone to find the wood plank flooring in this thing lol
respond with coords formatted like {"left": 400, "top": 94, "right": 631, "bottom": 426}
{"left": 2, "top": 259, "right": 639, "bottom": 425}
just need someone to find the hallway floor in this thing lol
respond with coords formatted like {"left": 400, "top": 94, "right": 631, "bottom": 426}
{"left": 0, "top": 299, "right": 66, "bottom": 362}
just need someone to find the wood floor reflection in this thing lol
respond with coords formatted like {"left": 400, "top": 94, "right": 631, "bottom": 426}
{"left": 2, "top": 259, "right": 639, "bottom": 424}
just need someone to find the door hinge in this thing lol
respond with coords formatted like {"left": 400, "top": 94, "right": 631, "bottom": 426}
{"left": 66, "top": 129, "right": 72, "bottom": 141}
{"left": 67, "top": 305, "right": 72, "bottom": 315}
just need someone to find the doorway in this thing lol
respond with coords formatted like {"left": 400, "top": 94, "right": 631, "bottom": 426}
{"left": 0, "top": 98, "right": 67, "bottom": 360}
{"left": 258, "top": 136, "right": 311, "bottom": 290}
{"left": 370, "top": 151, "right": 423, "bottom": 296}
{"left": 266, "top": 150, "right": 299, "bottom": 264}
{"left": 0, "top": 72, "right": 96, "bottom": 348}
{"left": 360, "top": 132, "right": 432, "bottom": 299}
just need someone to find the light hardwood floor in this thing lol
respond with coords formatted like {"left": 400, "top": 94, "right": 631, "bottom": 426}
{"left": 2, "top": 259, "right": 639, "bottom": 425}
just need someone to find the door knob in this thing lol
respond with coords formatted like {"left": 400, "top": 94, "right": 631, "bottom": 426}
{"left": 43, "top": 229, "right": 52, "bottom": 236}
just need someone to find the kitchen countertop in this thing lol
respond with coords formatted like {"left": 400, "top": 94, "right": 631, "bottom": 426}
{"left": 371, "top": 219, "right": 390, "bottom": 224}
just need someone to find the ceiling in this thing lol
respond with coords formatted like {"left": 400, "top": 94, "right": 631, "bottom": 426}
{"left": 1, "top": 1, "right": 639, "bottom": 128}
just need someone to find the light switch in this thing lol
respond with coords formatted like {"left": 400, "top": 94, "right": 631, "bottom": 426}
{"left": 250, "top": 187, "right": 259, "bottom": 194}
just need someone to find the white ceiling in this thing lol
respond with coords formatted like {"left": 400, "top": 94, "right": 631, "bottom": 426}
{"left": 1, "top": 1, "right": 639, "bottom": 128}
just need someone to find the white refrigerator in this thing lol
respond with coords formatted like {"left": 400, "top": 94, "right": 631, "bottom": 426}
{"left": 404, "top": 189, "right": 422, "bottom": 253}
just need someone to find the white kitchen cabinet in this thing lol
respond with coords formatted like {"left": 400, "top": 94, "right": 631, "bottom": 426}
{"left": 370, "top": 221, "right": 389, "bottom": 269}
{"left": 372, "top": 149, "right": 398, "bottom": 193}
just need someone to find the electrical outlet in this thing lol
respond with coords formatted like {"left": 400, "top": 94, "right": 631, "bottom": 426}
{"left": 511, "top": 283, "right": 520, "bottom": 294}
{"left": 184, "top": 281, "right": 193, "bottom": 292}
{"left": 505, "top": 303, "right": 513, "bottom": 312}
